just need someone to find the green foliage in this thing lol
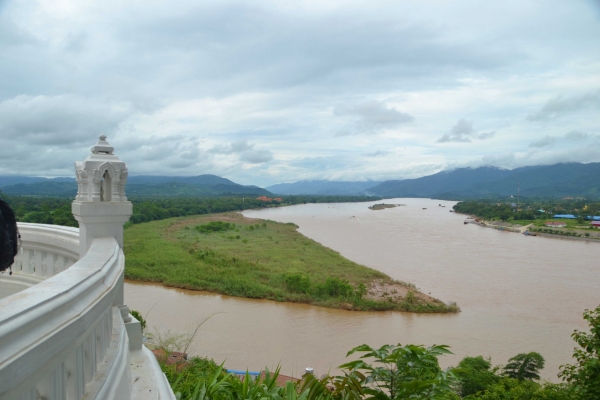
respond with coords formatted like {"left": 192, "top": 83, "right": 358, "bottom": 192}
{"left": 2, "top": 196, "right": 77, "bottom": 227}
{"left": 503, "top": 352, "right": 545, "bottom": 381}
{"left": 315, "top": 277, "right": 354, "bottom": 298}
{"left": 197, "top": 221, "right": 234, "bottom": 233}
{"left": 559, "top": 306, "right": 600, "bottom": 399}
{"left": 165, "top": 358, "right": 225, "bottom": 400}
{"left": 285, "top": 273, "right": 311, "bottom": 294}
{"left": 337, "top": 343, "right": 458, "bottom": 400}
{"left": 471, "top": 377, "right": 572, "bottom": 400}
{"left": 456, "top": 356, "right": 500, "bottom": 397}
{"left": 130, "top": 309, "right": 147, "bottom": 333}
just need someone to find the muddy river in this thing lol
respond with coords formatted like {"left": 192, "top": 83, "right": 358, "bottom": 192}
{"left": 125, "top": 198, "right": 600, "bottom": 380}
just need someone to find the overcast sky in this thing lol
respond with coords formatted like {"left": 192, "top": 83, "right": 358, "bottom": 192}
{"left": 1, "top": 0, "right": 599, "bottom": 186}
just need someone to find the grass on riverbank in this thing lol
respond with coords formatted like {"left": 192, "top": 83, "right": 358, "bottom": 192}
{"left": 124, "top": 213, "right": 457, "bottom": 313}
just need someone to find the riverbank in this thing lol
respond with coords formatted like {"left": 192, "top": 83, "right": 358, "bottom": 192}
{"left": 461, "top": 215, "right": 600, "bottom": 242}
{"left": 123, "top": 212, "right": 458, "bottom": 313}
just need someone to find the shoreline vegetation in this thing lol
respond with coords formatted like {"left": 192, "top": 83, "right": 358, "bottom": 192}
{"left": 144, "top": 305, "right": 600, "bottom": 400}
{"left": 453, "top": 200, "right": 600, "bottom": 242}
{"left": 368, "top": 203, "right": 406, "bottom": 210}
{"left": 124, "top": 212, "right": 459, "bottom": 313}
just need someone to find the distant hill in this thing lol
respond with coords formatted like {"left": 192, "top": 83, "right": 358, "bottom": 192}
{"left": 367, "top": 167, "right": 511, "bottom": 198}
{"left": 369, "top": 163, "right": 600, "bottom": 200}
{"left": 0, "top": 174, "right": 271, "bottom": 197}
{"left": 127, "top": 174, "right": 238, "bottom": 186}
{"left": 267, "top": 180, "right": 381, "bottom": 195}
{"left": 0, "top": 176, "right": 74, "bottom": 188}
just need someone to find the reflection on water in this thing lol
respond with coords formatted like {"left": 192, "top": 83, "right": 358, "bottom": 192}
{"left": 124, "top": 198, "right": 600, "bottom": 381}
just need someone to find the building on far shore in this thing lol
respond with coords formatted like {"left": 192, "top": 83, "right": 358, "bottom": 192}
{"left": 545, "top": 221, "right": 567, "bottom": 228}
{"left": 592, "top": 221, "right": 600, "bottom": 228}
{"left": 553, "top": 214, "right": 576, "bottom": 219}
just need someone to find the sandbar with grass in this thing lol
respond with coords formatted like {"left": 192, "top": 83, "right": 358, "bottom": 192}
{"left": 124, "top": 212, "right": 458, "bottom": 312}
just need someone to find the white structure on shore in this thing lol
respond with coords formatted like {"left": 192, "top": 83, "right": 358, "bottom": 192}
{"left": 0, "top": 136, "right": 175, "bottom": 400}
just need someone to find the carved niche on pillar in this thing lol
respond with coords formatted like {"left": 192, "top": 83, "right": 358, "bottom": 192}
{"left": 75, "top": 135, "right": 129, "bottom": 202}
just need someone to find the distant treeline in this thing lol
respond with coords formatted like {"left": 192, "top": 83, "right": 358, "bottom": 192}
{"left": 1, "top": 194, "right": 381, "bottom": 227}
{"left": 453, "top": 199, "right": 600, "bottom": 221}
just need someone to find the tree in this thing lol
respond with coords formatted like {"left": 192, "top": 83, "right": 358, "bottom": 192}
{"left": 473, "top": 378, "right": 572, "bottom": 400}
{"left": 503, "top": 352, "right": 545, "bottom": 381}
{"left": 456, "top": 356, "right": 499, "bottom": 397}
{"left": 331, "top": 343, "right": 459, "bottom": 400}
{"left": 559, "top": 306, "right": 600, "bottom": 399}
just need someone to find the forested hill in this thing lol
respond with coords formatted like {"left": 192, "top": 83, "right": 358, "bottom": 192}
{"left": 368, "top": 162, "right": 600, "bottom": 200}
{"left": 0, "top": 174, "right": 271, "bottom": 197}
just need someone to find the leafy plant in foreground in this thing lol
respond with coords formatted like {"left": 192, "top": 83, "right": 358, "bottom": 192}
{"left": 559, "top": 305, "right": 600, "bottom": 399}
{"left": 335, "top": 343, "right": 458, "bottom": 400}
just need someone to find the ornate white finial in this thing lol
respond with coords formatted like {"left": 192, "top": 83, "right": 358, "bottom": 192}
{"left": 91, "top": 134, "right": 114, "bottom": 155}
{"left": 75, "top": 136, "right": 128, "bottom": 202}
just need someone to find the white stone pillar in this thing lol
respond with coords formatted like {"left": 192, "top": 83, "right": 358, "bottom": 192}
{"left": 71, "top": 135, "right": 132, "bottom": 257}
{"left": 71, "top": 136, "right": 142, "bottom": 350}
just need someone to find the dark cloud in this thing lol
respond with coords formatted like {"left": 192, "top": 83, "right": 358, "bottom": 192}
{"left": 477, "top": 131, "right": 496, "bottom": 140}
{"left": 364, "top": 150, "right": 392, "bottom": 157}
{"left": 529, "top": 131, "right": 593, "bottom": 148}
{"left": 564, "top": 130, "right": 590, "bottom": 141}
{"left": 211, "top": 139, "right": 254, "bottom": 155}
{"left": 527, "top": 89, "right": 600, "bottom": 121}
{"left": 240, "top": 149, "right": 273, "bottom": 164}
{"left": 438, "top": 120, "right": 497, "bottom": 143}
{"left": 334, "top": 100, "right": 414, "bottom": 135}
{"left": 0, "top": 95, "right": 131, "bottom": 145}
{"left": 211, "top": 139, "right": 272, "bottom": 164}
{"left": 529, "top": 135, "right": 557, "bottom": 148}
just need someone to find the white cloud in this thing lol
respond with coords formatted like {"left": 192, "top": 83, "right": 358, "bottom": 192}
{"left": 437, "top": 119, "right": 475, "bottom": 143}
{"left": 334, "top": 100, "right": 414, "bottom": 135}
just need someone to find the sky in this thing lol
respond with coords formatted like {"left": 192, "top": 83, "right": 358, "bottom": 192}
{"left": 1, "top": 0, "right": 599, "bottom": 187}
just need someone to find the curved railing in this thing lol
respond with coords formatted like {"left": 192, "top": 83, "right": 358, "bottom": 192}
{"left": 0, "top": 223, "right": 80, "bottom": 299}
{"left": 0, "top": 238, "right": 128, "bottom": 399}
{"left": 0, "top": 224, "right": 175, "bottom": 400}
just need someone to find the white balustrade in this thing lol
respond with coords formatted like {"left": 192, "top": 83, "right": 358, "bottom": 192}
{"left": 0, "top": 227, "right": 175, "bottom": 400}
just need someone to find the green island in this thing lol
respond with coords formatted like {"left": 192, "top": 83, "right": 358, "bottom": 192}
{"left": 368, "top": 203, "right": 404, "bottom": 210}
{"left": 124, "top": 212, "right": 458, "bottom": 313}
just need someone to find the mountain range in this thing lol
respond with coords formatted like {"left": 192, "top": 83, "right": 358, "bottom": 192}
{"left": 0, "top": 174, "right": 271, "bottom": 197}
{"left": 1, "top": 162, "right": 599, "bottom": 199}
{"left": 367, "top": 163, "right": 600, "bottom": 199}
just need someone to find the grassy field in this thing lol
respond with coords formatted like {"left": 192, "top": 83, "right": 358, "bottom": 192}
{"left": 124, "top": 212, "right": 457, "bottom": 312}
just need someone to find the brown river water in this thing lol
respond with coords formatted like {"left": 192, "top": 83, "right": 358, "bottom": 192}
{"left": 124, "top": 198, "right": 600, "bottom": 381}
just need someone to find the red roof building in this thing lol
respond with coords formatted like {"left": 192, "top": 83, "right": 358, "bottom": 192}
{"left": 592, "top": 221, "right": 600, "bottom": 228}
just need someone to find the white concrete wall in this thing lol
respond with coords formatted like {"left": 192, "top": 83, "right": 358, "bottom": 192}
{"left": 0, "top": 224, "right": 175, "bottom": 400}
